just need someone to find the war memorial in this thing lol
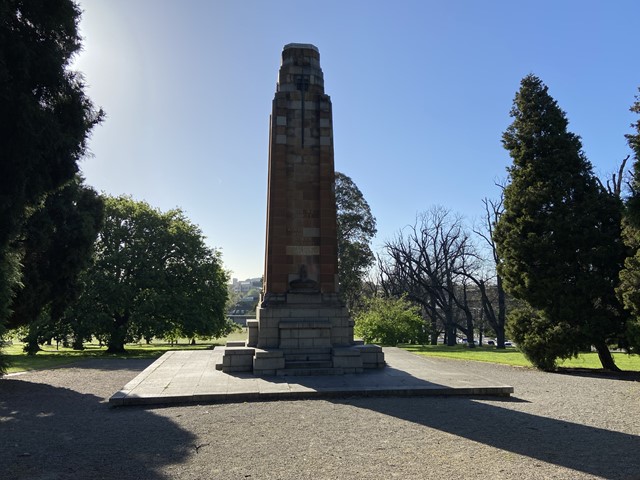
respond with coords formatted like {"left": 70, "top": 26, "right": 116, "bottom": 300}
{"left": 217, "top": 43, "right": 384, "bottom": 376}
{"left": 109, "top": 44, "right": 512, "bottom": 405}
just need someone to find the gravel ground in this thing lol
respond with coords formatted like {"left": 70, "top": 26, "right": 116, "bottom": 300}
{"left": 1, "top": 356, "right": 639, "bottom": 480}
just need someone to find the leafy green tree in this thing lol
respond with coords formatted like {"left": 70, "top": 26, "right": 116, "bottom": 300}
{"left": 617, "top": 88, "right": 640, "bottom": 354}
{"left": 494, "top": 74, "right": 627, "bottom": 371}
{"left": 73, "top": 196, "right": 228, "bottom": 353}
{"left": 7, "top": 178, "right": 104, "bottom": 354}
{"left": 0, "top": 1, "right": 103, "bottom": 370}
{"left": 354, "top": 295, "right": 427, "bottom": 346}
{"left": 335, "top": 172, "right": 377, "bottom": 312}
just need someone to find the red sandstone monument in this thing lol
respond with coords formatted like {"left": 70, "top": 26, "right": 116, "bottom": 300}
{"left": 219, "top": 44, "right": 384, "bottom": 375}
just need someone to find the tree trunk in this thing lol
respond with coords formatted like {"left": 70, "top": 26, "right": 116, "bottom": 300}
{"left": 72, "top": 336, "right": 85, "bottom": 350}
{"left": 496, "top": 328, "right": 506, "bottom": 349}
{"left": 23, "top": 324, "right": 41, "bottom": 355}
{"left": 594, "top": 341, "right": 621, "bottom": 372}
{"left": 106, "top": 313, "right": 128, "bottom": 354}
{"left": 106, "top": 343, "right": 127, "bottom": 354}
{"left": 429, "top": 299, "right": 439, "bottom": 345}
{"left": 24, "top": 338, "right": 41, "bottom": 355}
{"left": 429, "top": 315, "right": 438, "bottom": 345}
{"left": 465, "top": 312, "right": 476, "bottom": 349}
{"left": 446, "top": 322, "right": 457, "bottom": 346}
{"left": 495, "top": 276, "right": 507, "bottom": 349}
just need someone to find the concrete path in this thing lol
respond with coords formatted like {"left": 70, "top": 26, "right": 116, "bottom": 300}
{"left": 109, "top": 346, "right": 513, "bottom": 406}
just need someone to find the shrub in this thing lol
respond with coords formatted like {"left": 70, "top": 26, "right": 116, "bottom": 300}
{"left": 507, "top": 305, "right": 582, "bottom": 370}
{"left": 354, "top": 295, "right": 426, "bottom": 346}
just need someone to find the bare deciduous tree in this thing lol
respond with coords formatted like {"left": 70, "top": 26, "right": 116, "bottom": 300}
{"left": 596, "top": 155, "right": 630, "bottom": 198}
{"left": 470, "top": 195, "right": 508, "bottom": 348}
{"left": 379, "top": 206, "right": 479, "bottom": 347}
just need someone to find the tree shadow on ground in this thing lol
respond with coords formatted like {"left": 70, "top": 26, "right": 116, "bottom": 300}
{"left": 340, "top": 395, "right": 639, "bottom": 479}
{"left": 0, "top": 378, "right": 196, "bottom": 480}
{"left": 5, "top": 356, "right": 159, "bottom": 376}
{"left": 554, "top": 367, "right": 640, "bottom": 382}
{"left": 55, "top": 357, "right": 158, "bottom": 372}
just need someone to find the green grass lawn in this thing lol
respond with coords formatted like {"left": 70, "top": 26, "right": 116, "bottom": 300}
{"left": 402, "top": 344, "right": 640, "bottom": 372}
{"left": 6, "top": 332, "right": 639, "bottom": 375}
{"left": 1, "top": 329, "right": 248, "bottom": 374}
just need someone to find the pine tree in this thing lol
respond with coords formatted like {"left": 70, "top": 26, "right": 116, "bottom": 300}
{"left": 8, "top": 177, "right": 104, "bottom": 354}
{"left": 617, "top": 88, "right": 640, "bottom": 354}
{"left": 494, "top": 74, "right": 626, "bottom": 371}
{"left": 0, "top": 1, "right": 102, "bottom": 372}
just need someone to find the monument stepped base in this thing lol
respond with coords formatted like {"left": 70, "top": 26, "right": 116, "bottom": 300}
{"left": 217, "top": 291, "right": 385, "bottom": 376}
{"left": 216, "top": 344, "right": 384, "bottom": 376}
{"left": 110, "top": 347, "right": 514, "bottom": 406}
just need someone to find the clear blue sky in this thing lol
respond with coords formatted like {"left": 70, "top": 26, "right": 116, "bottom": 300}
{"left": 74, "top": 0, "right": 640, "bottom": 280}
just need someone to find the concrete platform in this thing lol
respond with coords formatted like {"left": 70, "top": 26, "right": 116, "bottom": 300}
{"left": 109, "top": 347, "right": 514, "bottom": 406}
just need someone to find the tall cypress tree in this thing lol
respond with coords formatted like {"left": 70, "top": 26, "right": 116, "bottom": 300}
{"left": 8, "top": 177, "right": 104, "bottom": 354}
{"left": 494, "top": 74, "right": 626, "bottom": 371}
{"left": 617, "top": 89, "right": 640, "bottom": 354}
{"left": 0, "top": 1, "right": 103, "bottom": 320}
{"left": 623, "top": 89, "right": 640, "bottom": 226}
{"left": 0, "top": 1, "right": 102, "bottom": 371}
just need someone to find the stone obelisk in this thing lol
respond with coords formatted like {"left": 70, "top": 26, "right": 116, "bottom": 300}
{"left": 262, "top": 43, "right": 337, "bottom": 298}
{"left": 219, "top": 44, "right": 384, "bottom": 375}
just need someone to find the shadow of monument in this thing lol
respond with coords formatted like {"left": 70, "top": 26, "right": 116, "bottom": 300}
{"left": 0, "top": 379, "right": 196, "bottom": 480}
{"left": 221, "top": 362, "right": 514, "bottom": 400}
{"left": 338, "top": 395, "right": 640, "bottom": 478}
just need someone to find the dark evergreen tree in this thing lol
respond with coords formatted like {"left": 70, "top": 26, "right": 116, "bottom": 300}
{"left": 0, "top": 1, "right": 103, "bottom": 369}
{"left": 617, "top": 88, "right": 640, "bottom": 354}
{"left": 335, "top": 172, "right": 377, "bottom": 312}
{"left": 494, "top": 74, "right": 627, "bottom": 371}
{"left": 623, "top": 89, "right": 640, "bottom": 227}
{"left": 7, "top": 177, "right": 104, "bottom": 354}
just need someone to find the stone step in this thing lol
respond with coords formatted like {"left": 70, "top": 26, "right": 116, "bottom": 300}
{"left": 284, "top": 353, "right": 332, "bottom": 362}
{"left": 285, "top": 360, "right": 332, "bottom": 369}
{"left": 280, "top": 347, "right": 332, "bottom": 355}
{"left": 276, "top": 367, "right": 345, "bottom": 376}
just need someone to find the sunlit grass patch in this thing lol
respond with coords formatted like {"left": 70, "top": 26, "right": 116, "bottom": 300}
{"left": 402, "top": 344, "right": 640, "bottom": 372}
{"left": 403, "top": 344, "right": 530, "bottom": 367}
{"left": 2, "top": 329, "right": 248, "bottom": 374}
